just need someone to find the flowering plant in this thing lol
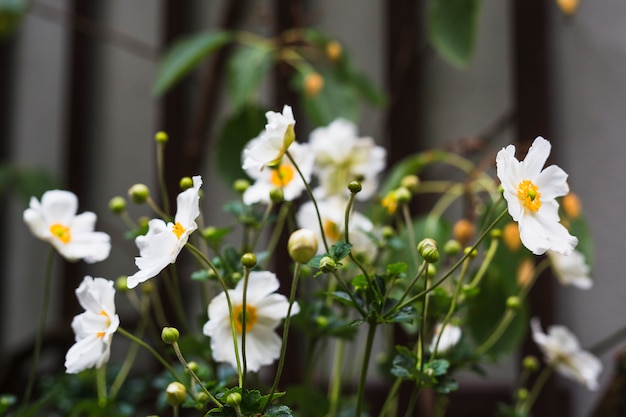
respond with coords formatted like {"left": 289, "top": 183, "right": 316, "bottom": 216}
{"left": 5, "top": 100, "right": 609, "bottom": 417}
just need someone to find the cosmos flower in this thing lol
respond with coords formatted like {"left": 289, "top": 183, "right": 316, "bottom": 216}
{"left": 531, "top": 318, "right": 602, "bottom": 390}
{"left": 23, "top": 190, "right": 111, "bottom": 263}
{"left": 242, "top": 105, "right": 296, "bottom": 171}
{"left": 65, "top": 276, "right": 119, "bottom": 373}
{"left": 242, "top": 141, "right": 314, "bottom": 205}
{"left": 496, "top": 136, "right": 578, "bottom": 255}
{"left": 127, "top": 176, "right": 202, "bottom": 289}
{"left": 202, "top": 271, "right": 299, "bottom": 372}
{"left": 309, "top": 118, "right": 386, "bottom": 200}
{"left": 547, "top": 249, "right": 593, "bottom": 289}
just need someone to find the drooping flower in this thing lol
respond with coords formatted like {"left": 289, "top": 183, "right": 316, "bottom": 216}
{"left": 23, "top": 190, "right": 111, "bottom": 263}
{"left": 547, "top": 249, "right": 593, "bottom": 289}
{"left": 309, "top": 118, "right": 386, "bottom": 200}
{"left": 296, "top": 196, "right": 377, "bottom": 260}
{"left": 65, "top": 276, "right": 119, "bottom": 373}
{"left": 242, "top": 105, "right": 296, "bottom": 171}
{"left": 429, "top": 323, "right": 462, "bottom": 354}
{"left": 127, "top": 175, "right": 202, "bottom": 289}
{"left": 242, "top": 141, "right": 314, "bottom": 205}
{"left": 202, "top": 271, "right": 299, "bottom": 372}
{"left": 531, "top": 318, "right": 602, "bottom": 390}
{"left": 496, "top": 136, "right": 578, "bottom": 255}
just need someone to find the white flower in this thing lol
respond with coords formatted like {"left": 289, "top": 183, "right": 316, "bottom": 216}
{"left": 242, "top": 141, "right": 314, "bottom": 205}
{"left": 547, "top": 249, "right": 593, "bottom": 289}
{"left": 309, "top": 118, "right": 386, "bottom": 200}
{"left": 127, "top": 176, "right": 202, "bottom": 289}
{"left": 531, "top": 318, "right": 602, "bottom": 390}
{"left": 296, "top": 196, "right": 377, "bottom": 260}
{"left": 65, "top": 276, "right": 119, "bottom": 373}
{"left": 496, "top": 136, "right": 578, "bottom": 255}
{"left": 242, "top": 105, "right": 295, "bottom": 171}
{"left": 202, "top": 271, "right": 299, "bottom": 372}
{"left": 23, "top": 190, "right": 111, "bottom": 263}
{"left": 429, "top": 323, "right": 461, "bottom": 354}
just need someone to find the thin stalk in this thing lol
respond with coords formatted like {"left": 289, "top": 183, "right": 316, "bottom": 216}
{"left": 96, "top": 365, "right": 107, "bottom": 406}
{"left": 156, "top": 140, "right": 171, "bottom": 216}
{"left": 172, "top": 341, "right": 221, "bottom": 407}
{"left": 262, "top": 202, "right": 292, "bottom": 269}
{"left": 248, "top": 200, "right": 274, "bottom": 253}
{"left": 402, "top": 203, "right": 420, "bottom": 271}
{"left": 344, "top": 191, "right": 371, "bottom": 284}
{"left": 327, "top": 339, "right": 346, "bottom": 417}
{"left": 519, "top": 365, "right": 553, "bottom": 414}
{"left": 354, "top": 320, "right": 377, "bottom": 417}
{"left": 23, "top": 248, "right": 56, "bottom": 406}
{"left": 146, "top": 196, "right": 170, "bottom": 221}
{"left": 241, "top": 266, "right": 251, "bottom": 389}
{"left": 403, "top": 386, "right": 420, "bottom": 417}
{"left": 378, "top": 378, "right": 402, "bottom": 417}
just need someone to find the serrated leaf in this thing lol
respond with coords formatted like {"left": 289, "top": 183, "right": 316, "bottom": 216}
{"left": 330, "top": 241, "right": 352, "bottom": 261}
{"left": 153, "top": 31, "right": 231, "bottom": 96}
{"left": 427, "top": 0, "right": 482, "bottom": 69}
{"left": 227, "top": 45, "right": 273, "bottom": 111}
{"left": 215, "top": 106, "right": 268, "bottom": 186}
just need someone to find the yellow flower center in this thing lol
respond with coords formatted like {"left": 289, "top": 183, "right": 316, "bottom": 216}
{"left": 323, "top": 220, "right": 342, "bottom": 242}
{"left": 270, "top": 164, "right": 295, "bottom": 188}
{"left": 381, "top": 192, "right": 398, "bottom": 215}
{"left": 172, "top": 222, "right": 185, "bottom": 239}
{"left": 233, "top": 304, "right": 258, "bottom": 334}
{"left": 517, "top": 180, "right": 542, "bottom": 212}
{"left": 50, "top": 223, "right": 71, "bottom": 244}
{"left": 97, "top": 310, "right": 111, "bottom": 339}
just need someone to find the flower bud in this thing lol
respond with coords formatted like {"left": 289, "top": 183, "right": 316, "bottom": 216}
{"left": 233, "top": 179, "right": 250, "bottom": 194}
{"left": 226, "top": 392, "right": 242, "bottom": 407}
{"left": 128, "top": 183, "right": 150, "bottom": 204}
{"left": 382, "top": 226, "right": 395, "bottom": 239}
{"left": 453, "top": 219, "right": 475, "bottom": 246}
{"left": 562, "top": 192, "right": 581, "bottom": 219}
{"left": 506, "top": 296, "right": 522, "bottom": 310}
{"left": 326, "top": 40, "right": 342, "bottom": 62}
{"left": 516, "top": 388, "right": 529, "bottom": 402}
{"left": 426, "top": 264, "right": 437, "bottom": 278}
{"left": 270, "top": 188, "right": 284, "bottom": 203}
{"left": 179, "top": 176, "right": 193, "bottom": 190}
{"left": 443, "top": 239, "right": 461, "bottom": 256}
{"left": 141, "top": 280, "right": 154, "bottom": 294}
{"left": 348, "top": 180, "right": 362, "bottom": 194}
{"left": 108, "top": 196, "right": 126, "bottom": 214}
{"left": 400, "top": 175, "right": 420, "bottom": 193}
{"left": 115, "top": 276, "right": 129, "bottom": 292}
{"left": 155, "top": 131, "right": 169, "bottom": 143}
{"left": 522, "top": 355, "right": 539, "bottom": 371}
{"left": 556, "top": 0, "right": 578, "bottom": 15}
{"left": 319, "top": 256, "right": 337, "bottom": 273}
{"left": 304, "top": 72, "right": 324, "bottom": 97}
{"left": 517, "top": 259, "right": 535, "bottom": 288}
{"left": 502, "top": 222, "right": 521, "bottom": 252}
{"left": 490, "top": 228, "right": 502, "bottom": 239}
{"left": 288, "top": 229, "right": 319, "bottom": 264}
{"left": 417, "top": 238, "right": 439, "bottom": 263}
{"left": 463, "top": 246, "right": 478, "bottom": 258}
{"left": 187, "top": 361, "right": 199, "bottom": 374}
{"left": 395, "top": 187, "right": 412, "bottom": 205}
{"left": 161, "top": 327, "right": 180, "bottom": 344}
{"left": 241, "top": 252, "right": 257, "bottom": 268}
{"left": 165, "top": 382, "right": 187, "bottom": 406}
{"left": 195, "top": 392, "right": 209, "bottom": 405}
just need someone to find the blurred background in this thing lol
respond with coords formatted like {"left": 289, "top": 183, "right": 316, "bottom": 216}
{"left": 1, "top": 1, "right": 625, "bottom": 416}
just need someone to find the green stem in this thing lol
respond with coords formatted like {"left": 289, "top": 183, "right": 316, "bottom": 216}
{"left": 520, "top": 365, "right": 553, "bottom": 413}
{"left": 172, "top": 341, "right": 221, "bottom": 407}
{"left": 355, "top": 320, "right": 377, "bottom": 417}
{"left": 378, "top": 378, "right": 402, "bottom": 417}
{"left": 327, "top": 339, "right": 346, "bottom": 417}
{"left": 402, "top": 203, "right": 420, "bottom": 271}
{"left": 241, "top": 266, "right": 251, "bottom": 389}
{"left": 262, "top": 202, "right": 291, "bottom": 269}
{"left": 344, "top": 191, "right": 371, "bottom": 285}
{"left": 97, "top": 365, "right": 107, "bottom": 407}
{"left": 22, "top": 248, "right": 55, "bottom": 406}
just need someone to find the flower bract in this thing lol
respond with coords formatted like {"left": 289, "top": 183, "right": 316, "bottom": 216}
{"left": 202, "top": 271, "right": 299, "bottom": 372}
{"left": 531, "top": 318, "right": 602, "bottom": 390}
{"left": 496, "top": 136, "right": 578, "bottom": 255}
{"left": 65, "top": 276, "right": 119, "bottom": 374}
{"left": 547, "top": 249, "right": 593, "bottom": 289}
{"left": 127, "top": 175, "right": 202, "bottom": 289}
{"left": 242, "top": 105, "right": 295, "bottom": 171}
{"left": 23, "top": 190, "right": 111, "bottom": 263}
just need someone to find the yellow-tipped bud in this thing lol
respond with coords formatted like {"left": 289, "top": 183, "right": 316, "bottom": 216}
{"left": 179, "top": 176, "right": 193, "bottom": 190}
{"left": 400, "top": 175, "right": 420, "bottom": 193}
{"left": 155, "top": 131, "right": 169, "bottom": 143}
{"left": 453, "top": 219, "right": 475, "bottom": 247}
{"left": 165, "top": 382, "right": 187, "bottom": 406}
{"left": 304, "top": 72, "right": 324, "bottom": 97}
{"left": 115, "top": 276, "right": 129, "bottom": 292}
{"left": 522, "top": 355, "right": 540, "bottom": 372}
{"left": 326, "top": 41, "right": 342, "bottom": 62}
{"left": 288, "top": 229, "right": 319, "bottom": 264}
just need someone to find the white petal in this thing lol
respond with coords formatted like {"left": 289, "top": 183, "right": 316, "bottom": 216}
{"left": 65, "top": 334, "right": 109, "bottom": 374}
{"left": 521, "top": 137, "right": 551, "bottom": 179}
{"left": 244, "top": 325, "right": 283, "bottom": 372}
{"left": 535, "top": 165, "right": 569, "bottom": 200}
{"left": 40, "top": 190, "right": 79, "bottom": 224}
{"left": 174, "top": 175, "right": 202, "bottom": 229}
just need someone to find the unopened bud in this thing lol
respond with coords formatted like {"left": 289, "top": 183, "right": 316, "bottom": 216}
{"left": 319, "top": 256, "right": 336, "bottom": 273}
{"left": 115, "top": 276, "right": 129, "bottom": 292}
{"left": 490, "top": 228, "right": 502, "bottom": 239}
{"left": 382, "top": 226, "right": 395, "bottom": 239}
{"left": 155, "top": 131, "right": 169, "bottom": 143}
{"left": 463, "top": 247, "right": 478, "bottom": 258}
{"left": 522, "top": 355, "right": 539, "bottom": 372}
{"left": 179, "top": 176, "right": 193, "bottom": 190}
{"left": 233, "top": 179, "right": 250, "bottom": 194}
{"left": 269, "top": 188, "right": 284, "bottom": 203}
{"left": 187, "top": 361, "right": 199, "bottom": 374}
{"left": 288, "top": 229, "right": 319, "bottom": 264}
{"left": 443, "top": 239, "right": 461, "bottom": 256}
{"left": 503, "top": 222, "right": 521, "bottom": 252}
{"left": 226, "top": 392, "right": 242, "bottom": 407}
{"left": 400, "top": 175, "right": 420, "bottom": 193}
{"left": 165, "top": 382, "right": 186, "bottom": 406}
{"left": 556, "top": 0, "right": 578, "bottom": 15}
{"left": 417, "top": 238, "right": 439, "bottom": 263}
{"left": 453, "top": 219, "right": 475, "bottom": 246}
{"left": 108, "top": 196, "right": 126, "bottom": 214}
{"left": 395, "top": 187, "right": 412, "bottom": 205}
{"left": 426, "top": 264, "right": 437, "bottom": 278}
{"left": 516, "top": 388, "right": 529, "bottom": 402}
{"left": 128, "top": 183, "right": 150, "bottom": 204}
{"left": 562, "top": 192, "right": 581, "bottom": 219}
{"left": 304, "top": 72, "right": 324, "bottom": 97}
{"left": 506, "top": 296, "right": 522, "bottom": 310}
{"left": 161, "top": 327, "right": 180, "bottom": 344}
{"left": 326, "top": 41, "right": 342, "bottom": 62}
{"left": 348, "top": 181, "right": 362, "bottom": 194}
{"left": 241, "top": 252, "right": 257, "bottom": 268}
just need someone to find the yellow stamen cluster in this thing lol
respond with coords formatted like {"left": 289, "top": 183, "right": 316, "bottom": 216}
{"left": 97, "top": 310, "right": 111, "bottom": 338}
{"left": 233, "top": 304, "right": 258, "bottom": 334}
{"left": 270, "top": 164, "right": 295, "bottom": 188}
{"left": 517, "top": 180, "right": 542, "bottom": 212}
{"left": 172, "top": 222, "right": 185, "bottom": 239}
{"left": 50, "top": 223, "right": 71, "bottom": 244}
{"left": 323, "top": 219, "right": 342, "bottom": 242}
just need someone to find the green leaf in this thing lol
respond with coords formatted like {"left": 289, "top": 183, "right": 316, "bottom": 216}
{"left": 427, "top": 0, "right": 482, "bottom": 69}
{"left": 330, "top": 242, "right": 352, "bottom": 261}
{"left": 0, "top": 0, "right": 27, "bottom": 39}
{"left": 215, "top": 105, "right": 268, "bottom": 186}
{"left": 227, "top": 45, "right": 273, "bottom": 111}
{"left": 265, "top": 405, "right": 294, "bottom": 417}
{"left": 153, "top": 31, "right": 231, "bottom": 96}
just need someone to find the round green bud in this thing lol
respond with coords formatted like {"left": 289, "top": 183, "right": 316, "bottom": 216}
{"left": 348, "top": 180, "right": 362, "bottom": 194}
{"left": 128, "top": 183, "right": 150, "bottom": 204}
{"left": 226, "top": 392, "right": 242, "bottom": 407}
{"left": 231, "top": 272, "right": 243, "bottom": 283}
{"left": 417, "top": 238, "right": 439, "bottom": 263}
{"left": 115, "top": 276, "right": 129, "bottom": 292}
{"left": 165, "top": 381, "right": 186, "bottom": 406}
{"left": 269, "top": 188, "right": 284, "bottom": 203}
{"left": 395, "top": 187, "right": 412, "bottom": 205}
{"left": 233, "top": 179, "right": 250, "bottom": 194}
{"left": 522, "top": 355, "right": 539, "bottom": 371}
{"left": 506, "top": 296, "right": 522, "bottom": 310}
{"left": 319, "top": 256, "right": 337, "bottom": 273}
{"left": 381, "top": 226, "right": 395, "bottom": 240}
{"left": 498, "top": 184, "right": 504, "bottom": 194}
{"left": 316, "top": 316, "right": 329, "bottom": 328}
{"left": 426, "top": 263, "right": 437, "bottom": 278}
{"left": 516, "top": 388, "right": 529, "bottom": 402}
{"left": 464, "top": 247, "right": 478, "bottom": 258}
{"left": 203, "top": 226, "right": 219, "bottom": 240}
{"left": 490, "top": 228, "right": 502, "bottom": 239}
{"left": 241, "top": 252, "right": 257, "bottom": 268}
{"left": 161, "top": 327, "right": 180, "bottom": 344}
{"left": 195, "top": 392, "right": 209, "bottom": 406}
{"left": 400, "top": 175, "right": 420, "bottom": 193}
{"left": 443, "top": 239, "right": 461, "bottom": 256}
{"left": 108, "top": 196, "right": 126, "bottom": 214}
{"left": 187, "top": 361, "right": 199, "bottom": 374}
{"left": 155, "top": 131, "right": 169, "bottom": 143}
{"left": 179, "top": 176, "right": 193, "bottom": 190}
{"left": 288, "top": 229, "right": 319, "bottom": 264}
